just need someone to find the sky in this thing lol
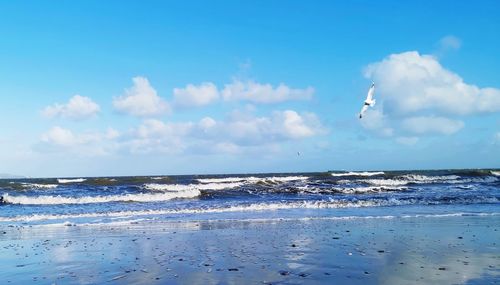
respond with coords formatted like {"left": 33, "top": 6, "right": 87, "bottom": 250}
{"left": 0, "top": 0, "right": 499, "bottom": 177}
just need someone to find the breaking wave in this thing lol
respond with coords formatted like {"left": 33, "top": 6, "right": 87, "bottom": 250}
{"left": 144, "top": 182, "right": 243, "bottom": 191}
{"left": 330, "top": 171, "right": 385, "bottom": 177}
{"left": 197, "top": 176, "right": 309, "bottom": 184}
{"left": 1, "top": 189, "right": 200, "bottom": 205}
{"left": 58, "top": 178, "right": 87, "bottom": 184}
{"left": 15, "top": 182, "right": 58, "bottom": 189}
{"left": 1, "top": 197, "right": 498, "bottom": 223}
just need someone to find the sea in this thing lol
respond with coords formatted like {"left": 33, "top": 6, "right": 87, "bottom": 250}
{"left": 1, "top": 169, "right": 499, "bottom": 227}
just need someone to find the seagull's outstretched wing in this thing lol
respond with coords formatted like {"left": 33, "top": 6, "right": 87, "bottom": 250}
{"left": 359, "top": 104, "right": 369, "bottom": 118}
{"left": 365, "top": 82, "right": 375, "bottom": 103}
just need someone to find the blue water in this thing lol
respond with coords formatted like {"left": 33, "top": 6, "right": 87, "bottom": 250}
{"left": 1, "top": 169, "right": 499, "bottom": 226}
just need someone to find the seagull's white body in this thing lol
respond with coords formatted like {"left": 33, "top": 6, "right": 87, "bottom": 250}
{"left": 359, "top": 82, "right": 376, "bottom": 119}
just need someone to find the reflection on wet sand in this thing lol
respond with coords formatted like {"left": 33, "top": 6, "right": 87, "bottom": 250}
{"left": 0, "top": 216, "right": 498, "bottom": 284}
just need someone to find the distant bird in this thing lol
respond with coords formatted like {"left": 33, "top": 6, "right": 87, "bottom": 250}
{"left": 359, "top": 82, "right": 376, "bottom": 119}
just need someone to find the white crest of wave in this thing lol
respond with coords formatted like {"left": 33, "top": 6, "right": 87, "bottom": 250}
{"left": 1, "top": 189, "right": 200, "bottom": 205}
{"left": 197, "top": 176, "right": 309, "bottom": 184}
{"left": 58, "top": 178, "right": 87, "bottom": 183}
{"left": 330, "top": 171, "right": 385, "bottom": 177}
{"left": 151, "top": 176, "right": 168, "bottom": 180}
{"left": 490, "top": 170, "right": 500, "bottom": 176}
{"left": 338, "top": 186, "right": 408, "bottom": 194}
{"left": 363, "top": 179, "right": 409, "bottom": 186}
{"left": 18, "top": 183, "right": 58, "bottom": 189}
{"left": 0, "top": 200, "right": 380, "bottom": 222}
{"left": 144, "top": 182, "right": 242, "bottom": 191}
{"left": 398, "top": 174, "right": 460, "bottom": 183}
{"left": 2, "top": 198, "right": 499, "bottom": 224}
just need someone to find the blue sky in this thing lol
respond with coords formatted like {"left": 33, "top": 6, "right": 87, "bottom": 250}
{"left": 0, "top": 1, "right": 499, "bottom": 177}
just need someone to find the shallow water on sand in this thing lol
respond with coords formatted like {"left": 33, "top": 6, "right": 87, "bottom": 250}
{"left": 0, "top": 215, "right": 498, "bottom": 284}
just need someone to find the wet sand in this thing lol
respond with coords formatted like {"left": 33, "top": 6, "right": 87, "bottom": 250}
{"left": 0, "top": 215, "right": 499, "bottom": 284}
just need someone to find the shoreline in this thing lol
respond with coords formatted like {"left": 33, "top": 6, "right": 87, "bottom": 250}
{"left": 1, "top": 214, "right": 498, "bottom": 284}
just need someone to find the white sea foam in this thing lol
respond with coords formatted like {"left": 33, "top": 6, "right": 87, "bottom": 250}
{"left": 0, "top": 200, "right": 378, "bottom": 222}
{"left": 1, "top": 198, "right": 498, "bottom": 224}
{"left": 297, "top": 185, "right": 407, "bottom": 194}
{"left": 144, "top": 182, "right": 242, "bottom": 191}
{"left": 151, "top": 176, "right": 168, "bottom": 180}
{"left": 363, "top": 179, "right": 409, "bottom": 186}
{"left": 197, "top": 176, "right": 308, "bottom": 184}
{"left": 397, "top": 174, "right": 497, "bottom": 184}
{"left": 18, "top": 183, "right": 58, "bottom": 189}
{"left": 397, "top": 174, "right": 460, "bottom": 183}
{"left": 491, "top": 170, "right": 500, "bottom": 176}
{"left": 1, "top": 189, "right": 200, "bottom": 205}
{"left": 330, "top": 171, "right": 385, "bottom": 177}
{"left": 338, "top": 186, "right": 408, "bottom": 194}
{"left": 57, "top": 178, "right": 87, "bottom": 183}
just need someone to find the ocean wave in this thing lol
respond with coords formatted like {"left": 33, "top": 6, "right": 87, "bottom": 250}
{"left": 330, "top": 171, "right": 385, "bottom": 177}
{"left": 491, "top": 170, "right": 500, "bottom": 176}
{"left": 397, "top": 174, "right": 460, "bottom": 183}
{"left": 2, "top": 198, "right": 498, "bottom": 223}
{"left": 296, "top": 185, "right": 408, "bottom": 194}
{"left": 362, "top": 179, "right": 409, "bottom": 186}
{"left": 0, "top": 200, "right": 379, "bottom": 222}
{"left": 144, "top": 182, "right": 242, "bottom": 191}
{"left": 15, "top": 182, "right": 58, "bottom": 189}
{"left": 197, "top": 176, "right": 309, "bottom": 184}
{"left": 1, "top": 189, "right": 200, "bottom": 205}
{"left": 57, "top": 178, "right": 87, "bottom": 184}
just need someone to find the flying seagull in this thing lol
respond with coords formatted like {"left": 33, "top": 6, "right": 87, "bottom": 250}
{"left": 359, "top": 82, "right": 376, "bottom": 119}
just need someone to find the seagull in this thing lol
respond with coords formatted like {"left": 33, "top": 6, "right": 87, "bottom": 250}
{"left": 359, "top": 82, "right": 376, "bottom": 119}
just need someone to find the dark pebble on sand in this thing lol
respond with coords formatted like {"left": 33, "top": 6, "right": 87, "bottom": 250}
{"left": 438, "top": 267, "right": 446, "bottom": 270}
{"left": 364, "top": 271, "right": 370, "bottom": 275}
{"left": 299, "top": 273, "right": 310, "bottom": 277}
{"left": 228, "top": 268, "right": 239, "bottom": 271}
{"left": 279, "top": 270, "right": 290, "bottom": 276}
{"left": 332, "top": 237, "right": 340, "bottom": 239}
{"left": 458, "top": 236, "right": 463, "bottom": 239}
{"left": 291, "top": 244, "right": 297, "bottom": 247}
{"left": 377, "top": 250, "right": 385, "bottom": 253}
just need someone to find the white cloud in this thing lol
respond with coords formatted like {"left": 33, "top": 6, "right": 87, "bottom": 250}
{"left": 41, "top": 126, "right": 79, "bottom": 147}
{"left": 39, "top": 126, "right": 119, "bottom": 155}
{"left": 401, "top": 116, "right": 464, "bottom": 135}
{"left": 113, "top": 77, "right": 170, "bottom": 117}
{"left": 222, "top": 80, "right": 314, "bottom": 103}
{"left": 359, "top": 109, "right": 394, "bottom": 137}
{"left": 278, "top": 110, "right": 319, "bottom": 139}
{"left": 42, "top": 95, "right": 100, "bottom": 120}
{"left": 364, "top": 51, "right": 500, "bottom": 115}
{"left": 438, "top": 35, "right": 462, "bottom": 51}
{"left": 360, "top": 51, "right": 500, "bottom": 142}
{"left": 173, "top": 82, "right": 219, "bottom": 107}
{"left": 118, "top": 109, "right": 326, "bottom": 154}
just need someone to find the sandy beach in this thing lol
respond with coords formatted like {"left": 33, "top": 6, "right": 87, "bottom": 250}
{"left": 1, "top": 214, "right": 498, "bottom": 284}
